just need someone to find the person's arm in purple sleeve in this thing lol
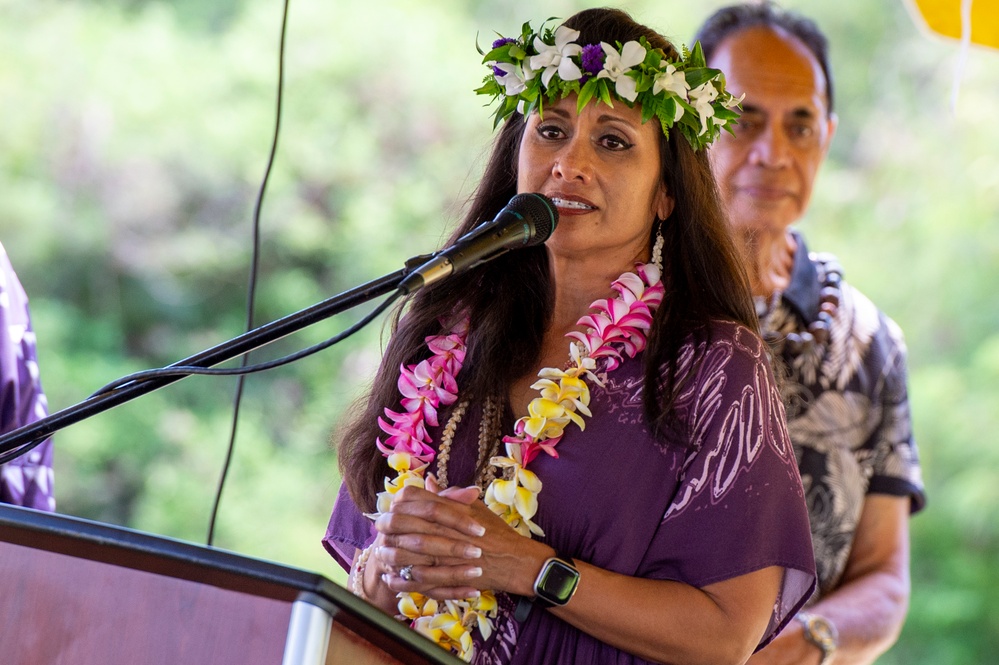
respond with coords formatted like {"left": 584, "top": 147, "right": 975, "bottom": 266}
{"left": 0, "top": 242, "right": 55, "bottom": 511}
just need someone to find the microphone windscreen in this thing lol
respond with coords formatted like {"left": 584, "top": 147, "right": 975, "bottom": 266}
{"left": 512, "top": 193, "right": 559, "bottom": 245}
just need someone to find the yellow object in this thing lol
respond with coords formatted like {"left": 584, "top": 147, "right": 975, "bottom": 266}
{"left": 904, "top": 0, "right": 999, "bottom": 50}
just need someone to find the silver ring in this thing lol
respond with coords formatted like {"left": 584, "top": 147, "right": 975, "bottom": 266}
{"left": 399, "top": 565, "right": 414, "bottom": 581}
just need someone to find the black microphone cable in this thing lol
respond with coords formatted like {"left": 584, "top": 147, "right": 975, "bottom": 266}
{"left": 89, "top": 292, "right": 403, "bottom": 396}
{"left": 206, "top": 0, "right": 290, "bottom": 547}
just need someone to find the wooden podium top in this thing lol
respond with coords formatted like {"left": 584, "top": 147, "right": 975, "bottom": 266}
{"left": 0, "top": 504, "right": 463, "bottom": 665}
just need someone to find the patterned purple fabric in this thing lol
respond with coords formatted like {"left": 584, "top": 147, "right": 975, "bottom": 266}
{"left": 0, "top": 242, "right": 55, "bottom": 511}
{"left": 324, "top": 321, "right": 815, "bottom": 664}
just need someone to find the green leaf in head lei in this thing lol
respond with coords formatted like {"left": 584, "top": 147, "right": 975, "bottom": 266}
{"left": 475, "top": 20, "right": 744, "bottom": 152}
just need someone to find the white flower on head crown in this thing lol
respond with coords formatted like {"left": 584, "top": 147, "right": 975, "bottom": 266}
{"left": 476, "top": 21, "right": 744, "bottom": 152}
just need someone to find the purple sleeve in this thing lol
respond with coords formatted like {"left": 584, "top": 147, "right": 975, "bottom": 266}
{"left": 642, "top": 324, "right": 816, "bottom": 647}
{"left": 322, "top": 481, "right": 376, "bottom": 572}
{"left": 0, "top": 243, "right": 55, "bottom": 512}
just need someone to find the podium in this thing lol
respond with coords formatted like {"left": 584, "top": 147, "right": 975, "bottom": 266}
{"left": 0, "top": 504, "right": 463, "bottom": 665}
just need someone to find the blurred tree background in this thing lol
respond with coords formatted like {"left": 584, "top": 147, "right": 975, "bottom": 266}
{"left": 1, "top": 0, "right": 996, "bottom": 661}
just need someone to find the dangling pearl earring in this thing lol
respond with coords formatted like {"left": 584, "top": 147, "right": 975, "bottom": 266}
{"left": 651, "top": 221, "right": 665, "bottom": 273}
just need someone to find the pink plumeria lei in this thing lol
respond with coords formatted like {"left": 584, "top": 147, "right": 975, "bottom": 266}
{"left": 369, "top": 263, "right": 663, "bottom": 661}
{"left": 372, "top": 320, "right": 468, "bottom": 514}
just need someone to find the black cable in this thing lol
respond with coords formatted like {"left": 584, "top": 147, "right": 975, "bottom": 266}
{"left": 206, "top": 0, "right": 291, "bottom": 547}
{"left": 89, "top": 291, "right": 402, "bottom": 396}
{"left": 0, "top": 438, "right": 46, "bottom": 467}
{"left": 0, "top": 286, "right": 406, "bottom": 467}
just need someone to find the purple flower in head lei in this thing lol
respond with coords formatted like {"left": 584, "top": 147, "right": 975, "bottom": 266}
{"left": 475, "top": 19, "right": 744, "bottom": 151}
{"left": 491, "top": 37, "right": 517, "bottom": 77}
{"left": 580, "top": 43, "right": 605, "bottom": 78}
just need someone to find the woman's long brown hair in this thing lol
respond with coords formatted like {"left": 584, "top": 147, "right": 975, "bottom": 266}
{"left": 336, "top": 8, "right": 758, "bottom": 512}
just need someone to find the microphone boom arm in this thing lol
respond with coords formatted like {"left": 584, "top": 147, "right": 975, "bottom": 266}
{"left": 0, "top": 193, "right": 557, "bottom": 458}
{"left": 0, "top": 259, "right": 429, "bottom": 457}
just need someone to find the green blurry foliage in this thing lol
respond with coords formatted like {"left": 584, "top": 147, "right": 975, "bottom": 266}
{"left": 1, "top": 0, "right": 500, "bottom": 579}
{"left": 1, "top": 0, "right": 998, "bottom": 659}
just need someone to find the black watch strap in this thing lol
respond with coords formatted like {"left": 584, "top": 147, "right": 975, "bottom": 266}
{"left": 514, "top": 595, "right": 533, "bottom": 622}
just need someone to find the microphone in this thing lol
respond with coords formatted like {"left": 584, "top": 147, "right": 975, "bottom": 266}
{"left": 399, "top": 193, "right": 558, "bottom": 294}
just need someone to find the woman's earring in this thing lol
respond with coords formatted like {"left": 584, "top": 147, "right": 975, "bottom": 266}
{"left": 651, "top": 221, "right": 665, "bottom": 273}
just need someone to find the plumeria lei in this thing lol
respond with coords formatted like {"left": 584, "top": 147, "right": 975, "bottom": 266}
{"left": 369, "top": 263, "right": 665, "bottom": 661}
{"left": 476, "top": 21, "right": 743, "bottom": 152}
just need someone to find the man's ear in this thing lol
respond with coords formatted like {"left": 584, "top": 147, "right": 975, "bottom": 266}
{"left": 823, "top": 111, "right": 839, "bottom": 155}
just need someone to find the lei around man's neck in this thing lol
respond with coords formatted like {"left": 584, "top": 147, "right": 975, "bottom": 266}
{"left": 476, "top": 21, "right": 743, "bottom": 152}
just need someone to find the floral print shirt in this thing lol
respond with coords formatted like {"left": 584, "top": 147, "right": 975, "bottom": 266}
{"left": 760, "top": 233, "right": 925, "bottom": 598}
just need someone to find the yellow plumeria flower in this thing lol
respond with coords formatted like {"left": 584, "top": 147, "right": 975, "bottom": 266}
{"left": 398, "top": 592, "right": 439, "bottom": 621}
{"left": 532, "top": 375, "right": 592, "bottom": 417}
{"left": 411, "top": 616, "right": 449, "bottom": 652}
{"left": 429, "top": 609, "right": 475, "bottom": 661}
{"left": 385, "top": 468, "right": 425, "bottom": 494}
{"left": 492, "top": 476, "right": 540, "bottom": 519}
{"left": 521, "top": 397, "right": 574, "bottom": 439}
{"left": 486, "top": 500, "right": 533, "bottom": 536}
{"left": 484, "top": 461, "right": 545, "bottom": 537}
{"left": 469, "top": 591, "right": 498, "bottom": 640}
{"left": 387, "top": 451, "right": 422, "bottom": 473}
{"left": 372, "top": 467, "right": 426, "bottom": 514}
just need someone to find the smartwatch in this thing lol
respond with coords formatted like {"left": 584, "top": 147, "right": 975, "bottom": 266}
{"left": 532, "top": 554, "right": 580, "bottom": 609}
{"left": 797, "top": 611, "right": 838, "bottom": 665}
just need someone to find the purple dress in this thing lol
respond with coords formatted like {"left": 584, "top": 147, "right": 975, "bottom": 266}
{"left": 324, "top": 321, "right": 815, "bottom": 664}
{"left": 0, "top": 242, "right": 55, "bottom": 511}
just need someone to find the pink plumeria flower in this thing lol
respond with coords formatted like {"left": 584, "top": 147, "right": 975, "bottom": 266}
{"left": 381, "top": 408, "right": 430, "bottom": 443}
{"left": 376, "top": 419, "right": 435, "bottom": 462}
{"left": 426, "top": 332, "right": 467, "bottom": 374}
{"left": 520, "top": 434, "right": 562, "bottom": 466}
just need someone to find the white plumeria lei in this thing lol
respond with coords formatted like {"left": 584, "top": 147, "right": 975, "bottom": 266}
{"left": 368, "top": 263, "right": 665, "bottom": 661}
{"left": 476, "top": 21, "right": 743, "bottom": 152}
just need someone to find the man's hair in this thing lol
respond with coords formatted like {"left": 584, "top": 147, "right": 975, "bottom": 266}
{"left": 694, "top": 1, "right": 835, "bottom": 112}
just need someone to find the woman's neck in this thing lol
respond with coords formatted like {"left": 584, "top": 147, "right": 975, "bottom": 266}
{"left": 507, "top": 253, "right": 645, "bottom": 417}
{"left": 549, "top": 252, "right": 640, "bottom": 332}
{"left": 737, "top": 228, "right": 797, "bottom": 299}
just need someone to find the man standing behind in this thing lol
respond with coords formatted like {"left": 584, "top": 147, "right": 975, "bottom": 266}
{"left": 694, "top": 3, "right": 925, "bottom": 664}
{"left": 0, "top": 241, "right": 55, "bottom": 511}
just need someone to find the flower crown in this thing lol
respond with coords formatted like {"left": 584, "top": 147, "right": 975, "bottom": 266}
{"left": 476, "top": 21, "right": 743, "bottom": 152}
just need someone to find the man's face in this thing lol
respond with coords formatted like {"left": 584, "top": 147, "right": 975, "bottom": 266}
{"left": 707, "top": 27, "right": 836, "bottom": 235}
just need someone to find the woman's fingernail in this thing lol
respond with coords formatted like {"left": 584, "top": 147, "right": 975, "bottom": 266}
{"left": 465, "top": 567, "right": 483, "bottom": 579}
{"left": 470, "top": 523, "right": 486, "bottom": 537}
{"left": 381, "top": 573, "right": 391, "bottom": 584}
{"left": 466, "top": 546, "right": 482, "bottom": 558}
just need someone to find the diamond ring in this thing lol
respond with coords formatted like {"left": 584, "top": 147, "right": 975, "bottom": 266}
{"left": 399, "top": 565, "right": 414, "bottom": 581}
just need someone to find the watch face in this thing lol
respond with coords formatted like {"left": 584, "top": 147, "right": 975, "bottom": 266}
{"left": 537, "top": 559, "right": 580, "bottom": 604}
{"left": 809, "top": 617, "right": 835, "bottom": 643}
{"left": 800, "top": 614, "right": 838, "bottom": 653}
